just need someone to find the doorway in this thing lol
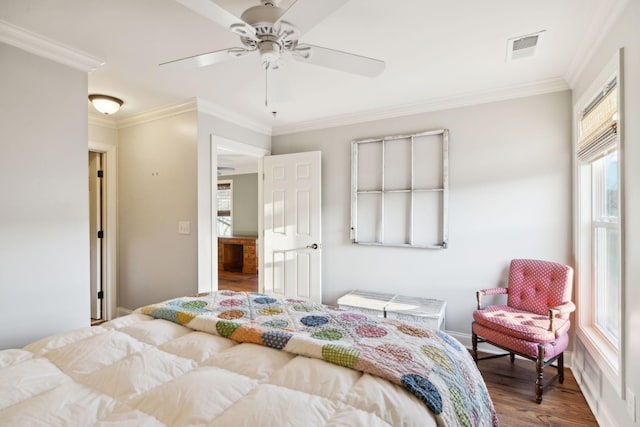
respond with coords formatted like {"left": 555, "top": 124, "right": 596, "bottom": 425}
{"left": 87, "top": 141, "right": 116, "bottom": 320}
{"left": 216, "top": 178, "right": 259, "bottom": 293}
{"left": 88, "top": 151, "right": 104, "bottom": 323}
{"left": 207, "top": 138, "right": 322, "bottom": 300}
{"left": 213, "top": 136, "right": 268, "bottom": 293}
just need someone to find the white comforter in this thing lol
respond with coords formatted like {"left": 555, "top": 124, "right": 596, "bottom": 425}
{"left": 0, "top": 313, "right": 439, "bottom": 426}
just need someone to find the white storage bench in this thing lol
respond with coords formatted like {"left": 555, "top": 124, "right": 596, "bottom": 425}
{"left": 337, "top": 290, "right": 446, "bottom": 330}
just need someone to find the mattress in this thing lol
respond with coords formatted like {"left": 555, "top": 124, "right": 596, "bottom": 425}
{"left": 0, "top": 291, "right": 499, "bottom": 426}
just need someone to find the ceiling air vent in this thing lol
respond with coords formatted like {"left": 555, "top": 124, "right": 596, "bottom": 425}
{"left": 506, "top": 30, "right": 545, "bottom": 62}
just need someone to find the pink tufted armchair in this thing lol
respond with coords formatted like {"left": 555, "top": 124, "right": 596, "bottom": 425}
{"left": 471, "top": 259, "right": 575, "bottom": 403}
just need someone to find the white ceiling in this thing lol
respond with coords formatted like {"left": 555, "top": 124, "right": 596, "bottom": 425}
{"left": 0, "top": 0, "right": 622, "bottom": 137}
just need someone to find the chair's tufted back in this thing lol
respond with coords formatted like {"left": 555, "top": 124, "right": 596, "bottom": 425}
{"left": 507, "top": 259, "right": 574, "bottom": 316}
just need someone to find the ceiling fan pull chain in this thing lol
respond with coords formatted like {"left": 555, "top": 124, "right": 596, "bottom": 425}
{"left": 265, "top": 67, "right": 269, "bottom": 109}
{"left": 265, "top": 68, "right": 278, "bottom": 118}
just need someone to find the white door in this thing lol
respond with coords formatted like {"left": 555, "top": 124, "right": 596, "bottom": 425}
{"left": 262, "top": 151, "right": 322, "bottom": 303}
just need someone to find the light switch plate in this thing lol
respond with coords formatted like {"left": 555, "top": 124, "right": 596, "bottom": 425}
{"left": 178, "top": 221, "right": 191, "bottom": 235}
{"left": 628, "top": 388, "right": 637, "bottom": 422}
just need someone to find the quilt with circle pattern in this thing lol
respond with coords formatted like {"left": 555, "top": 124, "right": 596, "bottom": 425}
{"left": 139, "top": 291, "right": 499, "bottom": 427}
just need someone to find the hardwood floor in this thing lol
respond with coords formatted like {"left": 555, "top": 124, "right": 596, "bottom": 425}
{"left": 213, "top": 277, "right": 598, "bottom": 426}
{"left": 477, "top": 353, "right": 598, "bottom": 426}
{"left": 218, "top": 270, "right": 258, "bottom": 293}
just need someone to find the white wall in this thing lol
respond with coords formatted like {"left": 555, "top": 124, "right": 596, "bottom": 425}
{"left": 272, "top": 91, "right": 572, "bottom": 335}
{"left": 223, "top": 173, "right": 259, "bottom": 237}
{"left": 571, "top": 1, "right": 640, "bottom": 426}
{"left": 89, "top": 122, "right": 118, "bottom": 147}
{"left": 117, "top": 111, "right": 199, "bottom": 310}
{"left": 95, "top": 104, "right": 270, "bottom": 310}
{"left": 0, "top": 43, "right": 90, "bottom": 349}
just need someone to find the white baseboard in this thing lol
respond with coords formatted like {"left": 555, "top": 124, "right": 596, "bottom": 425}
{"left": 116, "top": 306, "right": 133, "bottom": 317}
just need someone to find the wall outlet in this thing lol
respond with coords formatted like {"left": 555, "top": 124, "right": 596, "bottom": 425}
{"left": 178, "top": 221, "right": 191, "bottom": 235}
{"left": 627, "top": 388, "right": 637, "bottom": 422}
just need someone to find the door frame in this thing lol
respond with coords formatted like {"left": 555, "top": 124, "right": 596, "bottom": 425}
{"left": 209, "top": 135, "right": 269, "bottom": 292}
{"left": 88, "top": 141, "right": 117, "bottom": 320}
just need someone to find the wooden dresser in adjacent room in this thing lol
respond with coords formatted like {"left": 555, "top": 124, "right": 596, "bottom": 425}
{"left": 218, "top": 236, "right": 258, "bottom": 274}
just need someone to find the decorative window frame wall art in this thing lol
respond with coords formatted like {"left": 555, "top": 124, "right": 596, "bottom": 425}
{"left": 350, "top": 129, "right": 449, "bottom": 249}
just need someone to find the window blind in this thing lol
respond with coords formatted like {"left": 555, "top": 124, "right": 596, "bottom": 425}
{"left": 217, "top": 182, "right": 231, "bottom": 216}
{"left": 577, "top": 80, "right": 617, "bottom": 162}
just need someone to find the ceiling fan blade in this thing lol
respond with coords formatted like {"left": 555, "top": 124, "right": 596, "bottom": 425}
{"left": 277, "top": 0, "right": 349, "bottom": 36}
{"left": 160, "top": 47, "right": 251, "bottom": 70}
{"left": 176, "top": 0, "right": 256, "bottom": 38}
{"left": 292, "top": 44, "right": 385, "bottom": 77}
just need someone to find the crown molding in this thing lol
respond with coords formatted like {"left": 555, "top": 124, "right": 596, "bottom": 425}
{"left": 0, "top": 20, "right": 103, "bottom": 72}
{"left": 272, "top": 77, "right": 570, "bottom": 136}
{"left": 88, "top": 114, "right": 118, "bottom": 129}
{"left": 115, "top": 99, "right": 198, "bottom": 129}
{"left": 196, "top": 98, "right": 272, "bottom": 136}
{"left": 564, "top": 0, "right": 629, "bottom": 87}
{"left": 94, "top": 78, "right": 568, "bottom": 136}
{"left": 114, "top": 97, "right": 272, "bottom": 135}
{"left": 215, "top": 135, "right": 270, "bottom": 158}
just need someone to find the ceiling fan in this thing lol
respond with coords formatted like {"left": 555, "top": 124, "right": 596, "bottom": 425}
{"left": 217, "top": 166, "right": 236, "bottom": 175}
{"left": 161, "top": 0, "right": 385, "bottom": 107}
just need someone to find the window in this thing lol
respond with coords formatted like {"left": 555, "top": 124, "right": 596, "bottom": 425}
{"left": 217, "top": 181, "right": 232, "bottom": 237}
{"left": 592, "top": 150, "right": 619, "bottom": 345}
{"left": 574, "top": 49, "right": 624, "bottom": 394}
{"left": 579, "top": 79, "right": 620, "bottom": 347}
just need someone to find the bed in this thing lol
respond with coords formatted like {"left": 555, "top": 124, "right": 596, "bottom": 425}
{"left": 0, "top": 291, "right": 499, "bottom": 426}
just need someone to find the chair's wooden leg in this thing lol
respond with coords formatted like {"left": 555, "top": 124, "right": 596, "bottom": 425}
{"left": 471, "top": 331, "right": 478, "bottom": 363}
{"left": 558, "top": 352, "right": 565, "bottom": 384}
{"left": 535, "top": 345, "right": 545, "bottom": 404}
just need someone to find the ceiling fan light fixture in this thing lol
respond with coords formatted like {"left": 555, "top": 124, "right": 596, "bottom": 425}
{"left": 260, "top": 40, "right": 281, "bottom": 66}
{"left": 89, "top": 94, "right": 123, "bottom": 115}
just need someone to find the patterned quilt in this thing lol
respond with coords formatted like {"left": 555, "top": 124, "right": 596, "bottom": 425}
{"left": 139, "top": 291, "right": 499, "bottom": 427}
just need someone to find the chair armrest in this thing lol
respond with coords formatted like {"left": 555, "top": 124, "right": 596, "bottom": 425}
{"left": 547, "top": 301, "right": 576, "bottom": 331}
{"left": 476, "top": 288, "right": 508, "bottom": 310}
{"left": 550, "top": 301, "right": 576, "bottom": 315}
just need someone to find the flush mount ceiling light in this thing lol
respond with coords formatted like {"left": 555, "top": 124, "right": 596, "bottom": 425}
{"left": 88, "top": 94, "right": 123, "bottom": 115}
